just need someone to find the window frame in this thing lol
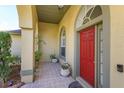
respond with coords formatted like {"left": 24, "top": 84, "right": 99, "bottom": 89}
{"left": 59, "top": 27, "right": 66, "bottom": 61}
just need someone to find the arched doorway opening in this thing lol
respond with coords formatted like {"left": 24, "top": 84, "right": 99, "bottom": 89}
{"left": 74, "top": 5, "right": 110, "bottom": 88}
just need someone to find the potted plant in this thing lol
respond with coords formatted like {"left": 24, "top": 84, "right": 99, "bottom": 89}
{"left": 60, "top": 63, "right": 70, "bottom": 77}
{"left": 34, "top": 36, "right": 45, "bottom": 69}
{"left": 0, "top": 32, "right": 14, "bottom": 87}
{"left": 35, "top": 50, "right": 41, "bottom": 68}
{"left": 50, "top": 54, "right": 58, "bottom": 63}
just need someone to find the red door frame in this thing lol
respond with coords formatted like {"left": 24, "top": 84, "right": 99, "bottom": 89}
{"left": 80, "top": 26, "right": 95, "bottom": 87}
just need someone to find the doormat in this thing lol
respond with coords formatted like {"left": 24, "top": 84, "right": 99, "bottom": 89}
{"left": 68, "top": 81, "right": 83, "bottom": 88}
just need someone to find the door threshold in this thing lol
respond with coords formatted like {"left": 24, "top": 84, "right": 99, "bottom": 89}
{"left": 76, "top": 77, "right": 93, "bottom": 88}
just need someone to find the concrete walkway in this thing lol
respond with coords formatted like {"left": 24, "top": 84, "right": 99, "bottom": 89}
{"left": 21, "top": 62, "right": 74, "bottom": 88}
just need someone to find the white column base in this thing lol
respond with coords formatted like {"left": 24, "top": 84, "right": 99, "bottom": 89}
{"left": 21, "top": 75, "right": 34, "bottom": 83}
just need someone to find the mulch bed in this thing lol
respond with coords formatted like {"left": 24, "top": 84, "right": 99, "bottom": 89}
{"left": 0, "top": 64, "right": 23, "bottom": 88}
{"left": 9, "top": 64, "right": 21, "bottom": 84}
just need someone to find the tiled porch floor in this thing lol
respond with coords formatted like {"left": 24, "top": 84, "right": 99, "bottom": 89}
{"left": 21, "top": 62, "right": 74, "bottom": 88}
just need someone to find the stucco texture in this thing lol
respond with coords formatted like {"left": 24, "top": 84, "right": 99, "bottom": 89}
{"left": 58, "top": 5, "right": 81, "bottom": 77}
{"left": 38, "top": 5, "right": 81, "bottom": 77}
{"left": 110, "top": 6, "right": 124, "bottom": 88}
{"left": 11, "top": 34, "right": 21, "bottom": 56}
{"left": 39, "top": 22, "right": 59, "bottom": 62}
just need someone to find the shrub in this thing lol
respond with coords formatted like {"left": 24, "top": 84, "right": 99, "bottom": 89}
{"left": 11, "top": 56, "right": 21, "bottom": 65}
{"left": 0, "top": 32, "right": 13, "bottom": 86}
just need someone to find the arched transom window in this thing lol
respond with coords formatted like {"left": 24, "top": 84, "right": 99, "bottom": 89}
{"left": 75, "top": 5, "right": 102, "bottom": 29}
{"left": 60, "top": 28, "right": 66, "bottom": 59}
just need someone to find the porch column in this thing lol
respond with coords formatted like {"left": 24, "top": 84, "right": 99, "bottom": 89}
{"left": 21, "top": 28, "right": 34, "bottom": 83}
{"left": 17, "top": 5, "right": 35, "bottom": 83}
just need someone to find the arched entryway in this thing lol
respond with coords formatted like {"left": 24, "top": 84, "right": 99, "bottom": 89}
{"left": 74, "top": 5, "right": 110, "bottom": 88}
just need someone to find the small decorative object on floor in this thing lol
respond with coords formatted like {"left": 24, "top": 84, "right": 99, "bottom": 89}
{"left": 7, "top": 80, "right": 14, "bottom": 86}
{"left": 9, "top": 82, "right": 25, "bottom": 88}
{"left": 60, "top": 63, "right": 70, "bottom": 77}
{"left": 50, "top": 54, "right": 58, "bottom": 63}
{"left": 68, "top": 81, "right": 83, "bottom": 88}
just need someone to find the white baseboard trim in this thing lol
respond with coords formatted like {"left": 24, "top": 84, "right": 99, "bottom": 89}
{"left": 76, "top": 77, "right": 93, "bottom": 88}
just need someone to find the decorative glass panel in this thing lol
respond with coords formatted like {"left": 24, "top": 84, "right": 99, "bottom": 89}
{"left": 85, "top": 5, "right": 94, "bottom": 11}
{"left": 60, "top": 29, "right": 66, "bottom": 58}
{"left": 90, "top": 6, "right": 102, "bottom": 20}
{"left": 61, "top": 31, "right": 65, "bottom": 47}
{"left": 60, "top": 47, "right": 65, "bottom": 57}
{"left": 75, "top": 6, "right": 85, "bottom": 29}
{"left": 83, "top": 17, "right": 89, "bottom": 24}
{"left": 86, "top": 7, "right": 93, "bottom": 17}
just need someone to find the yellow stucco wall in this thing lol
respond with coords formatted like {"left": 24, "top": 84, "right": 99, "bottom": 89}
{"left": 34, "top": 22, "right": 39, "bottom": 51}
{"left": 58, "top": 5, "right": 81, "bottom": 77}
{"left": 39, "top": 22, "right": 59, "bottom": 62}
{"left": 32, "top": 6, "right": 39, "bottom": 51}
{"left": 58, "top": 5, "right": 124, "bottom": 87}
{"left": 17, "top": 5, "right": 33, "bottom": 29}
{"left": 11, "top": 34, "right": 21, "bottom": 56}
{"left": 110, "top": 6, "right": 124, "bottom": 88}
{"left": 21, "top": 29, "right": 34, "bottom": 70}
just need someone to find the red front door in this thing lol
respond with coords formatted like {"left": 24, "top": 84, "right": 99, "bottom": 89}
{"left": 80, "top": 26, "right": 95, "bottom": 87}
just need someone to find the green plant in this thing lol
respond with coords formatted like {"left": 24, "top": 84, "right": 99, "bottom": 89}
{"left": 35, "top": 51, "right": 41, "bottom": 62}
{"left": 35, "top": 35, "right": 46, "bottom": 52}
{"left": 50, "top": 54, "right": 56, "bottom": 59}
{"left": 0, "top": 32, "right": 13, "bottom": 87}
{"left": 61, "top": 63, "right": 70, "bottom": 70}
{"left": 11, "top": 55, "right": 21, "bottom": 65}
